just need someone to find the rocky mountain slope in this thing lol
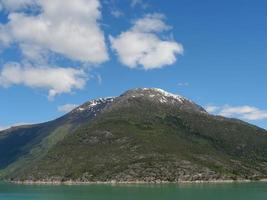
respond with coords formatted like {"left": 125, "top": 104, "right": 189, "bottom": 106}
{"left": 1, "top": 88, "right": 267, "bottom": 183}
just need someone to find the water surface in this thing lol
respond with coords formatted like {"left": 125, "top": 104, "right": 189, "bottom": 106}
{"left": 1, "top": 182, "right": 267, "bottom": 200}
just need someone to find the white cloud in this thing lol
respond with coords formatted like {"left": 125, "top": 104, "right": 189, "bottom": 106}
{"left": 205, "top": 105, "right": 267, "bottom": 121}
{"left": 130, "top": 0, "right": 149, "bottom": 9}
{"left": 0, "top": 0, "right": 109, "bottom": 99}
{"left": 0, "top": 126, "right": 8, "bottom": 131}
{"left": 0, "top": 0, "right": 36, "bottom": 11}
{"left": 0, "top": 62, "right": 87, "bottom": 100}
{"left": 110, "top": 14, "right": 183, "bottom": 70}
{"left": 111, "top": 9, "right": 124, "bottom": 18}
{"left": 205, "top": 105, "right": 220, "bottom": 113}
{"left": 0, "top": 24, "right": 11, "bottom": 48}
{"left": 58, "top": 104, "right": 78, "bottom": 113}
{"left": 131, "top": 0, "right": 142, "bottom": 7}
{"left": 0, "top": 0, "right": 109, "bottom": 64}
{"left": 132, "top": 14, "right": 171, "bottom": 32}
{"left": 96, "top": 74, "right": 102, "bottom": 85}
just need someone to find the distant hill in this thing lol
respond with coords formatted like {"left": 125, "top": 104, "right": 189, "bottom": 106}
{"left": 1, "top": 88, "right": 267, "bottom": 183}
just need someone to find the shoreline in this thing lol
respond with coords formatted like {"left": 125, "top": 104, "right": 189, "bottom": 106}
{"left": 8, "top": 179, "right": 267, "bottom": 185}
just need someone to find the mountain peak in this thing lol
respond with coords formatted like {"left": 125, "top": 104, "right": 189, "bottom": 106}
{"left": 142, "top": 88, "right": 186, "bottom": 102}
{"left": 119, "top": 88, "right": 207, "bottom": 113}
{"left": 67, "top": 88, "right": 206, "bottom": 118}
{"left": 122, "top": 88, "right": 186, "bottom": 101}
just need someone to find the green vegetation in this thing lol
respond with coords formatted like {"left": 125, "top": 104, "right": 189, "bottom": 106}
{"left": 1, "top": 89, "right": 267, "bottom": 182}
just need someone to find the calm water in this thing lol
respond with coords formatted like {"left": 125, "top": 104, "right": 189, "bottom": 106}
{"left": 1, "top": 182, "right": 267, "bottom": 200}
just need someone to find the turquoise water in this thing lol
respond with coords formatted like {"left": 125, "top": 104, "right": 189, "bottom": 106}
{"left": 1, "top": 182, "right": 267, "bottom": 200}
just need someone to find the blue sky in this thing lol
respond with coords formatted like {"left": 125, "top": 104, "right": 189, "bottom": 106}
{"left": 0, "top": 0, "right": 267, "bottom": 130}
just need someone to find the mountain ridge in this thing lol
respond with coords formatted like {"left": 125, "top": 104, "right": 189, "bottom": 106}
{"left": 1, "top": 88, "right": 267, "bottom": 183}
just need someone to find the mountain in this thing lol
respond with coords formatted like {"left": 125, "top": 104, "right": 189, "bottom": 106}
{"left": 1, "top": 88, "right": 267, "bottom": 183}
{"left": 0, "top": 97, "right": 114, "bottom": 178}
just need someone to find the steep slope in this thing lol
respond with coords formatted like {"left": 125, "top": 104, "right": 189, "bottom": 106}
{"left": 3, "top": 88, "right": 267, "bottom": 183}
{"left": 0, "top": 98, "right": 114, "bottom": 178}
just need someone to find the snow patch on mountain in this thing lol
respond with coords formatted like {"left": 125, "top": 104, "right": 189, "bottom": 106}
{"left": 141, "top": 88, "right": 187, "bottom": 103}
{"left": 73, "top": 97, "right": 114, "bottom": 113}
